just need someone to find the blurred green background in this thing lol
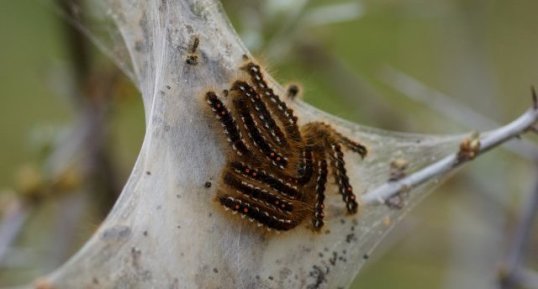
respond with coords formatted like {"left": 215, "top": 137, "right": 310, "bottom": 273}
{"left": 1, "top": 0, "right": 537, "bottom": 288}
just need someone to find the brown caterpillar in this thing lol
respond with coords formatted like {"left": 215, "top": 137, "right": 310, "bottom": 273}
{"left": 204, "top": 60, "right": 367, "bottom": 232}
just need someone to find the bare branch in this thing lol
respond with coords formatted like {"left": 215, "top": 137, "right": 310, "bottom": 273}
{"left": 0, "top": 200, "right": 32, "bottom": 265}
{"left": 362, "top": 106, "right": 538, "bottom": 205}
{"left": 498, "top": 162, "right": 538, "bottom": 289}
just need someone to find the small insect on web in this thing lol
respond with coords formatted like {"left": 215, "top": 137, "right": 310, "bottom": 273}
{"left": 204, "top": 59, "right": 368, "bottom": 232}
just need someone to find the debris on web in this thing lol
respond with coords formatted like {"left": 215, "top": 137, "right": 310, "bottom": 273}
{"left": 41, "top": 1, "right": 532, "bottom": 289}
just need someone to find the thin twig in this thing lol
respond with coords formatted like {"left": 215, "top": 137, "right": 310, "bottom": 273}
{"left": 362, "top": 106, "right": 538, "bottom": 204}
{"left": 498, "top": 163, "right": 538, "bottom": 289}
{"left": 0, "top": 200, "right": 32, "bottom": 265}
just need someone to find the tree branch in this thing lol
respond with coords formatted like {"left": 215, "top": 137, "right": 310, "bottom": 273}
{"left": 0, "top": 200, "right": 31, "bottom": 265}
{"left": 362, "top": 105, "right": 538, "bottom": 205}
{"left": 498, "top": 162, "right": 538, "bottom": 289}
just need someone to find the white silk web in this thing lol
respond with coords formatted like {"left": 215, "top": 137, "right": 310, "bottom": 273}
{"left": 43, "top": 1, "right": 501, "bottom": 289}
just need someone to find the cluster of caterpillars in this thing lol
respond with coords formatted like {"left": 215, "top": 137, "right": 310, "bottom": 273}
{"left": 204, "top": 60, "right": 368, "bottom": 231}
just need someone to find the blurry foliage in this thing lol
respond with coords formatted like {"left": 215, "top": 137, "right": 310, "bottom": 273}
{"left": 0, "top": 0, "right": 537, "bottom": 288}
